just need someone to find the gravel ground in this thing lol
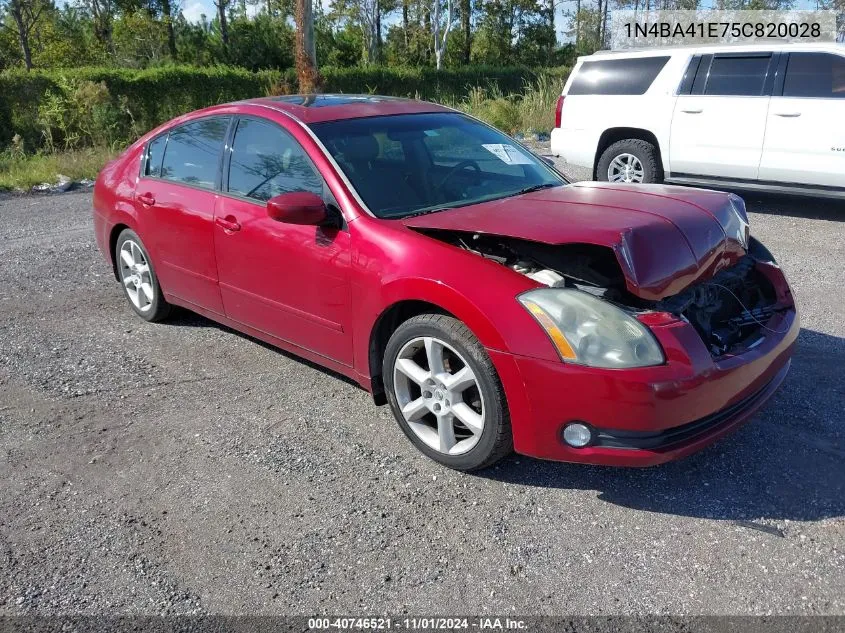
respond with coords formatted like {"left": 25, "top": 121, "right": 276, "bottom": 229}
{"left": 0, "top": 159, "right": 844, "bottom": 616}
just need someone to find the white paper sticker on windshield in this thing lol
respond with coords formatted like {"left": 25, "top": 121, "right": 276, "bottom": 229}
{"left": 482, "top": 144, "right": 533, "bottom": 165}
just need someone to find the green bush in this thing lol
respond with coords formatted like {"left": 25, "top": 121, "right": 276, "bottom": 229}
{"left": 0, "top": 64, "right": 570, "bottom": 153}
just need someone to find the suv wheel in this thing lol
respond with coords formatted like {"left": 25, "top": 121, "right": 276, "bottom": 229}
{"left": 597, "top": 139, "right": 663, "bottom": 184}
{"left": 383, "top": 314, "right": 513, "bottom": 471}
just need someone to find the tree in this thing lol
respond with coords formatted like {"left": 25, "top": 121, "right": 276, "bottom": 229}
{"left": 160, "top": 0, "right": 176, "bottom": 58}
{"left": 459, "top": 0, "right": 469, "bottom": 62}
{"left": 431, "top": 0, "right": 454, "bottom": 69}
{"left": 3, "top": 0, "right": 49, "bottom": 69}
{"left": 295, "top": 0, "right": 321, "bottom": 92}
{"left": 113, "top": 10, "right": 169, "bottom": 65}
{"left": 213, "top": 0, "right": 229, "bottom": 50}
{"left": 84, "top": 0, "right": 116, "bottom": 51}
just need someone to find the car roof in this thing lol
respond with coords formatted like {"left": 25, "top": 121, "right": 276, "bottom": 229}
{"left": 583, "top": 41, "right": 842, "bottom": 61}
{"left": 237, "top": 94, "right": 453, "bottom": 124}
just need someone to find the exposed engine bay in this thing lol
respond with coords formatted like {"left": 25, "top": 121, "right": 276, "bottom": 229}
{"left": 417, "top": 229, "right": 783, "bottom": 357}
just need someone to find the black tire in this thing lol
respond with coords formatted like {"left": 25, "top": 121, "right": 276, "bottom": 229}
{"left": 114, "top": 228, "right": 171, "bottom": 322}
{"left": 596, "top": 138, "right": 663, "bottom": 184}
{"left": 383, "top": 314, "right": 513, "bottom": 471}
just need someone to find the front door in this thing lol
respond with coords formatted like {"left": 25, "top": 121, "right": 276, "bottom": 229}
{"left": 759, "top": 51, "right": 845, "bottom": 188}
{"left": 669, "top": 53, "right": 773, "bottom": 180}
{"left": 213, "top": 116, "right": 353, "bottom": 366}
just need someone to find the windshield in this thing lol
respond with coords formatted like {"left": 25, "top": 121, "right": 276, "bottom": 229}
{"left": 309, "top": 112, "right": 566, "bottom": 219}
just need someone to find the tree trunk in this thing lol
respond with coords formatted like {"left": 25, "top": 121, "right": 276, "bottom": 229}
{"left": 596, "top": 0, "right": 603, "bottom": 45}
{"left": 547, "top": 0, "right": 554, "bottom": 56}
{"left": 217, "top": 0, "right": 229, "bottom": 48}
{"left": 375, "top": 4, "right": 381, "bottom": 62}
{"left": 9, "top": 0, "right": 33, "bottom": 70}
{"left": 160, "top": 0, "right": 177, "bottom": 59}
{"left": 403, "top": 0, "right": 409, "bottom": 51}
{"left": 432, "top": 0, "right": 453, "bottom": 70}
{"left": 295, "top": 0, "right": 321, "bottom": 92}
{"left": 575, "top": 0, "right": 580, "bottom": 46}
{"left": 601, "top": 0, "right": 608, "bottom": 48}
{"left": 424, "top": 6, "right": 431, "bottom": 63}
{"left": 91, "top": 0, "right": 114, "bottom": 53}
{"left": 461, "top": 0, "right": 470, "bottom": 63}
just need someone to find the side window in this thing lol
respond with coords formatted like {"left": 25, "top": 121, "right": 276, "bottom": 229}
{"left": 160, "top": 117, "right": 230, "bottom": 189}
{"left": 677, "top": 55, "right": 701, "bottom": 95}
{"left": 783, "top": 53, "right": 845, "bottom": 99}
{"left": 228, "top": 117, "right": 323, "bottom": 202}
{"left": 704, "top": 55, "right": 771, "bottom": 97}
{"left": 145, "top": 135, "right": 167, "bottom": 177}
{"left": 568, "top": 56, "right": 670, "bottom": 96}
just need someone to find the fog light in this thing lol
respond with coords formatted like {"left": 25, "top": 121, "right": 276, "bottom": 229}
{"left": 562, "top": 422, "right": 592, "bottom": 448}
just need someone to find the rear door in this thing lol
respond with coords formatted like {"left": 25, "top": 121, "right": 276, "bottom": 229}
{"left": 669, "top": 52, "right": 775, "bottom": 179}
{"left": 135, "top": 117, "right": 230, "bottom": 314}
{"left": 759, "top": 51, "right": 845, "bottom": 188}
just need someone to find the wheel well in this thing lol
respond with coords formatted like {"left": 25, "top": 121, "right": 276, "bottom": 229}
{"left": 593, "top": 128, "right": 663, "bottom": 180}
{"left": 108, "top": 224, "right": 129, "bottom": 280}
{"left": 368, "top": 300, "right": 454, "bottom": 405}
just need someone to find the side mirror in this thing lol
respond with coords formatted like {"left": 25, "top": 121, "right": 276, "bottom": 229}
{"left": 266, "top": 192, "right": 327, "bottom": 225}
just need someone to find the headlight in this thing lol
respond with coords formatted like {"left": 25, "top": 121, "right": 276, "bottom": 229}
{"left": 519, "top": 289, "right": 664, "bottom": 369}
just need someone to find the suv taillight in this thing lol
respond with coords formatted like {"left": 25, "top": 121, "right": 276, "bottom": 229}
{"left": 554, "top": 95, "right": 565, "bottom": 129}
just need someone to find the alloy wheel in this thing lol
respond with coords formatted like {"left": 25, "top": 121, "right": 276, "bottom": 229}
{"left": 607, "top": 153, "right": 645, "bottom": 183}
{"left": 118, "top": 240, "right": 154, "bottom": 312}
{"left": 392, "top": 336, "right": 486, "bottom": 455}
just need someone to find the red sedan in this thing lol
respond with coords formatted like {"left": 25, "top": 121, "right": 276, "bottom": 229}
{"left": 93, "top": 95, "right": 798, "bottom": 471}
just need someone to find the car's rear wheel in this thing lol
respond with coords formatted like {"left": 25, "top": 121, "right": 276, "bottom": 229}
{"left": 597, "top": 139, "right": 662, "bottom": 184}
{"left": 383, "top": 314, "right": 513, "bottom": 471}
{"left": 115, "top": 229, "right": 171, "bottom": 322}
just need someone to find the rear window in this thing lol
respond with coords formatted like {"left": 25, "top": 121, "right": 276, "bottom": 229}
{"left": 568, "top": 56, "right": 670, "bottom": 96}
{"left": 144, "top": 135, "right": 166, "bottom": 178}
{"left": 160, "top": 117, "right": 230, "bottom": 190}
{"left": 783, "top": 52, "right": 845, "bottom": 99}
{"left": 704, "top": 55, "right": 771, "bottom": 96}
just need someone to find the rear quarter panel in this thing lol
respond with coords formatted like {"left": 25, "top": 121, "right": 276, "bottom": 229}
{"left": 553, "top": 52, "right": 689, "bottom": 174}
{"left": 93, "top": 144, "right": 145, "bottom": 270}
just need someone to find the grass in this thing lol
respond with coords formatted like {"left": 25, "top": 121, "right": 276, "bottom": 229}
{"left": 0, "top": 147, "right": 117, "bottom": 192}
{"left": 446, "top": 76, "right": 560, "bottom": 136}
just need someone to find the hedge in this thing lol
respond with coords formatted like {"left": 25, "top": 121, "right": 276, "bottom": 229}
{"left": 0, "top": 65, "right": 570, "bottom": 153}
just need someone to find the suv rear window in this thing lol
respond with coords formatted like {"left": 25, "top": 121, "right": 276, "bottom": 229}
{"left": 704, "top": 55, "right": 771, "bottom": 96}
{"left": 783, "top": 52, "right": 845, "bottom": 99}
{"left": 568, "top": 56, "right": 670, "bottom": 96}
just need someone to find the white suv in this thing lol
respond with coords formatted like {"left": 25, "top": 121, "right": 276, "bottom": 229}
{"left": 550, "top": 43, "right": 845, "bottom": 197}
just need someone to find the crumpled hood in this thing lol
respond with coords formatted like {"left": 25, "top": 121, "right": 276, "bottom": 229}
{"left": 402, "top": 182, "right": 750, "bottom": 300}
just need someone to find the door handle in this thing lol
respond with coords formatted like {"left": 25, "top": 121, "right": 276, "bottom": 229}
{"left": 774, "top": 112, "right": 801, "bottom": 118}
{"left": 215, "top": 216, "right": 241, "bottom": 232}
{"left": 681, "top": 108, "right": 703, "bottom": 114}
{"left": 137, "top": 193, "right": 156, "bottom": 206}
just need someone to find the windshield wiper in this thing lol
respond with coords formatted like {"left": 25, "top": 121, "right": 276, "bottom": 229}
{"left": 511, "top": 182, "right": 561, "bottom": 197}
{"left": 402, "top": 206, "right": 453, "bottom": 219}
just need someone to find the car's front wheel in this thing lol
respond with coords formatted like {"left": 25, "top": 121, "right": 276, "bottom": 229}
{"left": 597, "top": 138, "right": 663, "bottom": 184}
{"left": 115, "top": 228, "right": 171, "bottom": 322}
{"left": 383, "top": 314, "right": 513, "bottom": 471}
